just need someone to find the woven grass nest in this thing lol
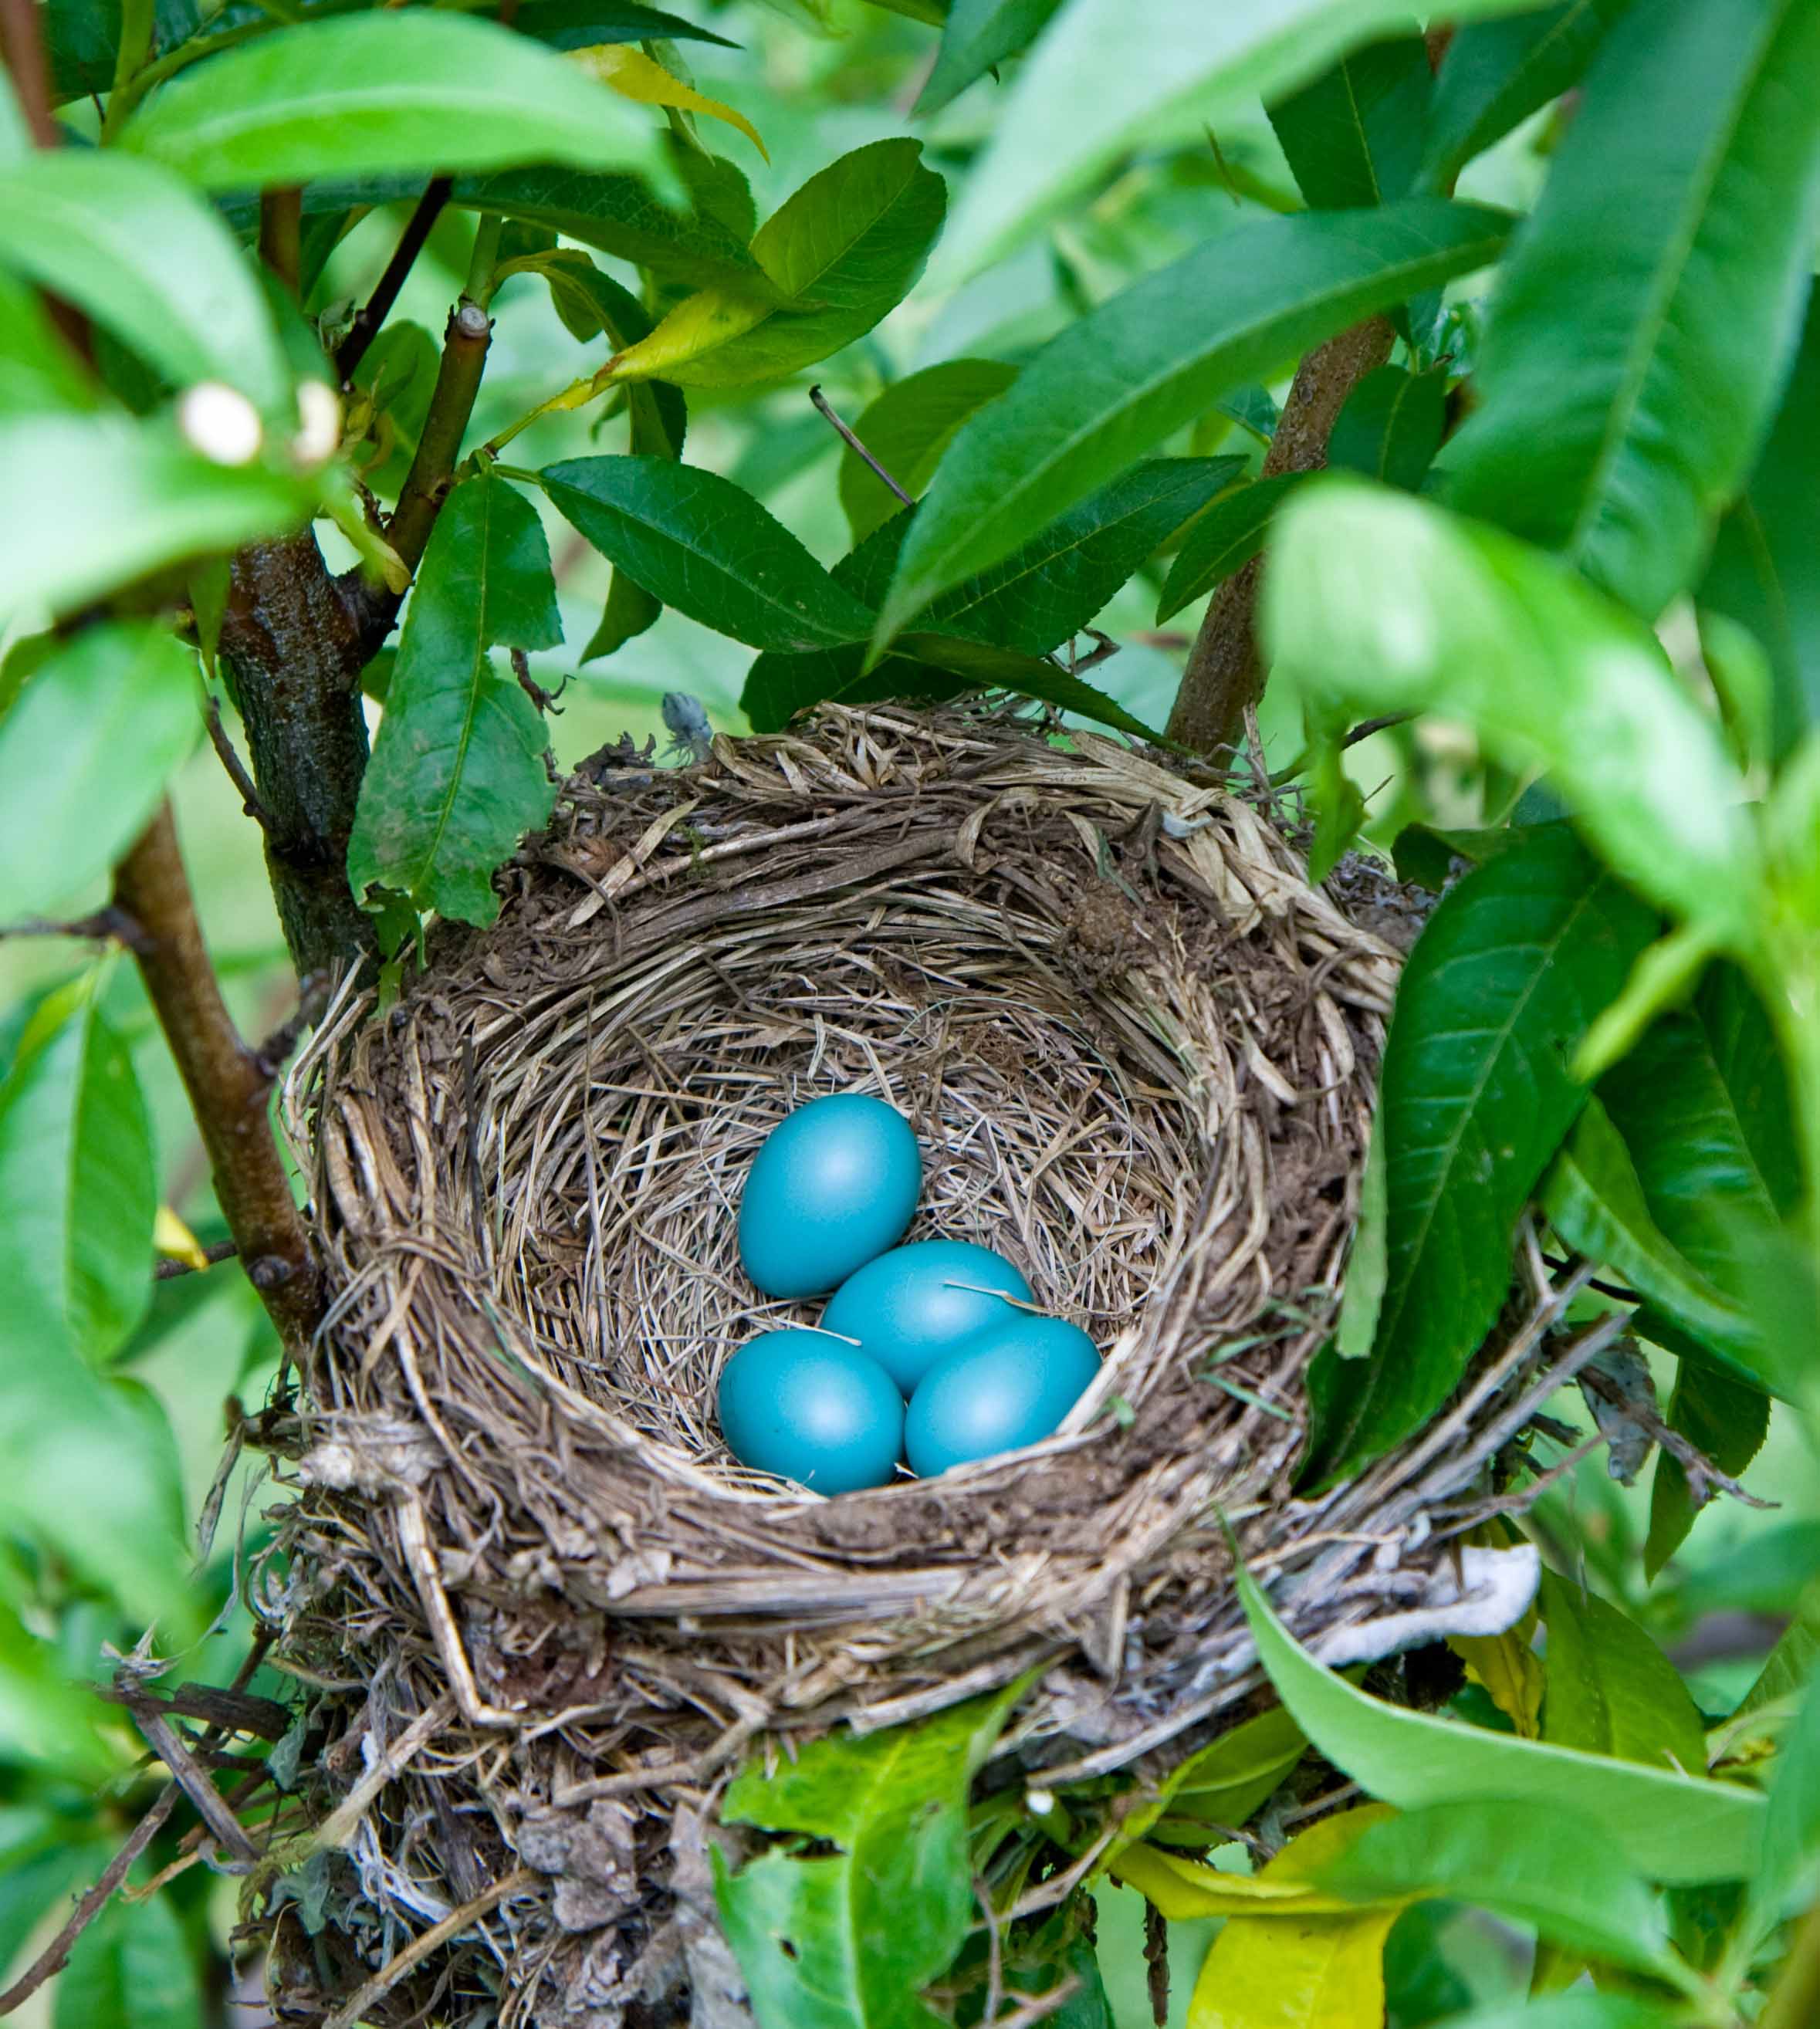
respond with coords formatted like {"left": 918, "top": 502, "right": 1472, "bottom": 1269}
{"left": 255, "top": 702, "right": 1577, "bottom": 2027}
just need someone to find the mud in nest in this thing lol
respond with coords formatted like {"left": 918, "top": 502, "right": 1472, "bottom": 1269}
{"left": 253, "top": 705, "right": 1581, "bottom": 2027}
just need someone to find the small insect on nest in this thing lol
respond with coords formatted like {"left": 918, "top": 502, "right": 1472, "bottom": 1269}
{"left": 250, "top": 702, "right": 1554, "bottom": 2029}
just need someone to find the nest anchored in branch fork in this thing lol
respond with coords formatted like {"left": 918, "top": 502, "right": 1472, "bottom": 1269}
{"left": 252, "top": 705, "right": 1567, "bottom": 2027}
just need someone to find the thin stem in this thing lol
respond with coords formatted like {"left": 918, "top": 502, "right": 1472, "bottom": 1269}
{"left": 335, "top": 176, "right": 453, "bottom": 384}
{"left": 111, "top": 802, "right": 323, "bottom": 1348}
{"left": 205, "top": 696, "right": 273, "bottom": 829}
{"left": 99, "top": 0, "right": 154, "bottom": 141}
{"left": 809, "top": 384, "right": 914, "bottom": 506}
{"left": 477, "top": 374, "right": 597, "bottom": 460}
{"left": 382, "top": 298, "right": 493, "bottom": 580}
{"left": 463, "top": 211, "right": 505, "bottom": 310}
{"left": 259, "top": 188, "right": 303, "bottom": 296}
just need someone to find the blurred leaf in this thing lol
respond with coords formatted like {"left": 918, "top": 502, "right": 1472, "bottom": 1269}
{"left": 1155, "top": 472, "right": 1310, "bottom": 624}
{"left": 1264, "top": 479, "right": 1759, "bottom": 937}
{"left": 1538, "top": 1570, "right": 1708, "bottom": 1774}
{"left": 0, "top": 1817, "right": 106, "bottom": 1980}
{"left": 1398, "top": 2002, "right": 1674, "bottom": 2029}
{"left": 1699, "top": 607, "right": 1777, "bottom": 774}
{"left": 918, "top": 0, "right": 1065, "bottom": 114}
{"left": 1321, "top": 1801, "right": 1685, "bottom": 1980}
{"left": 612, "top": 141, "right": 947, "bottom": 390}
{"left": 542, "top": 455, "right": 877, "bottom": 650}
{"left": 840, "top": 359, "right": 1019, "bottom": 546}
{"left": 0, "top": 973, "right": 156, "bottom": 1364}
{"left": 878, "top": 200, "right": 1508, "bottom": 649}
{"left": 1177, "top": 1805, "right": 1403, "bottom": 2029}
{"left": 1237, "top": 1557, "right": 1767, "bottom": 1884}
{"left": 0, "top": 624, "right": 198, "bottom": 922}
{"left": 1327, "top": 364, "right": 1447, "bottom": 490}
{"left": 351, "top": 319, "right": 438, "bottom": 497}
{"left": 1, "top": 411, "right": 310, "bottom": 628}
{"left": 1130, "top": 1703, "right": 1308, "bottom": 1853}
{"left": 0, "top": 1603, "right": 117, "bottom": 1782}
{"left": 1669, "top": 1520, "right": 1820, "bottom": 1622}
{"left": 121, "top": 11, "right": 665, "bottom": 188}
{"left": 1419, "top": 1, "right": 1633, "bottom": 191}
{"left": 1266, "top": 32, "right": 1430, "bottom": 209}
{"left": 1390, "top": 823, "right": 1524, "bottom": 889}
{"left": 1304, "top": 826, "right": 1656, "bottom": 1484}
{"left": 1443, "top": 0, "right": 1820, "bottom": 619}
{"left": 513, "top": 0, "right": 739, "bottom": 47}
{"left": 1544, "top": 1100, "right": 1768, "bottom": 1388}
{"left": 718, "top": 1686, "right": 1023, "bottom": 2029}
{"left": 456, "top": 165, "right": 770, "bottom": 292}
{"left": 1644, "top": 1361, "right": 1770, "bottom": 1576}
{"left": 0, "top": 269, "right": 100, "bottom": 418}
{"left": 1735, "top": 1578, "right": 1820, "bottom": 1722}
{"left": 349, "top": 473, "right": 560, "bottom": 932}
{"left": 0, "top": 152, "right": 289, "bottom": 414}
{"left": 575, "top": 44, "right": 766, "bottom": 157}
{"left": 1333, "top": 1107, "right": 1387, "bottom": 1360}
{"left": 44, "top": 0, "right": 197, "bottom": 101}
{"left": 1450, "top": 1611, "right": 1543, "bottom": 1737}
{"left": 1699, "top": 289, "right": 1820, "bottom": 759}
{"left": 53, "top": 1890, "right": 200, "bottom": 2029}
{"left": 1749, "top": 1665, "right": 1820, "bottom": 1939}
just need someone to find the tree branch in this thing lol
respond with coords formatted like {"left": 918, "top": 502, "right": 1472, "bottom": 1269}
{"left": 1165, "top": 313, "right": 1395, "bottom": 757}
{"left": 0, "top": 0, "right": 59, "bottom": 148}
{"left": 111, "top": 803, "right": 323, "bottom": 1348}
{"left": 381, "top": 299, "right": 493, "bottom": 582}
{"left": 336, "top": 176, "right": 452, "bottom": 384}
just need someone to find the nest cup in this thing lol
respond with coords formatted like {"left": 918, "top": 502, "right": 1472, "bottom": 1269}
{"left": 262, "top": 704, "right": 1481, "bottom": 2024}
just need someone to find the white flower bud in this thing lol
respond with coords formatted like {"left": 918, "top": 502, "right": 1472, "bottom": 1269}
{"left": 293, "top": 380, "right": 342, "bottom": 468}
{"left": 1025, "top": 1787, "right": 1054, "bottom": 1815}
{"left": 177, "top": 381, "right": 263, "bottom": 467}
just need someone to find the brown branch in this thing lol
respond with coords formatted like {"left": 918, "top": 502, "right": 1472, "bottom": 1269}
{"left": 381, "top": 299, "right": 493, "bottom": 587}
{"left": 259, "top": 188, "right": 303, "bottom": 296}
{"left": 120, "top": 1699, "right": 259, "bottom": 1864}
{"left": 336, "top": 176, "right": 452, "bottom": 384}
{"left": 111, "top": 803, "right": 323, "bottom": 1348}
{"left": 1165, "top": 313, "right": 1395, "bottom": 757}
{"left": 154, "top": 1238, "right": 239, "bottom": 1281}
{"left": 0, "top": 0, "right": 59, "bottom": 148}
{"left": 809, "top": 384, "right": 914, "bottom": 506}
{"left": 0, "top": 905, "right": 144, "bottom": 947}
{"left": 206, "top": 696, "right": 274, "bottom": 829}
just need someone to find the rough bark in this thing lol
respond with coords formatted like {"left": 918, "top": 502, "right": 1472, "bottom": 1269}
{"left": 1165, "top": 313, "right": 1396, "bottom": 757}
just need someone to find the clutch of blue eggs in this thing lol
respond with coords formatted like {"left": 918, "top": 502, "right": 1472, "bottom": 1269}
{"left": 718, "top": 1092, "right": 1103, "bottom": 1495}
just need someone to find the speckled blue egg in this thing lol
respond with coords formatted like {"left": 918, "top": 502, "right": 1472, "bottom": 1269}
{"left": 822, "top": 1240, "right": 1035, "bottom": 1395}
{"left": 905, "top": 1316, "right": 1101, "bottom": 1477}
{"left": 738, "top": 1094, "right": 921, "bottom": 1299}
{"left": 717, "top": 1330, "right": 904, "bottom": 1493}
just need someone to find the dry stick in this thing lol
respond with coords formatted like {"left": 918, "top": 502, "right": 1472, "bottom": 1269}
{"left": 808, "top": 384, "right": 915, "bottom": 506}
{"left": 121, "top": 1702, "right": 259, "bottom": 1863}
{"left": 337, "top": 176, "right": 454, "bottom": 384}
{"left": 113, "top": 803, "right": 324, "bottom": 1348}
{"left": 1165, "top": 314, "right": 1396, "bottom": 757}
{"left": 321, "top": 1867, "right": 536, "bottom": 2029}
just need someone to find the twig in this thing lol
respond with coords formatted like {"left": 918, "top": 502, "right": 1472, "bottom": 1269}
{"left": 337, "top": 176, "right": 453, "bottom": 384}
{"left": 321, "top": 1868, "right": 536, "bottom": 2029}
{"left": 112, "top": 803, "right": 323, "bottom": 1348}
{"left": 206, "top": 697, "right": 276, "bottom": 829}
{"left": 120, "top": 1699, "right": 259, "bottom": 1864}
{"left": 1577, "top": 1360, "right": 1774, "bottom": 1510}
{"left": 511, "top": 645, "right": 566, "bottom": 714}
{"left": 1166, "top": 315, "right": 1396, "bottom": 756}
{"left": 1142, "top": 1900, "right": 1169, "bottom": 2028}
{"left": 379, "top": 299, "right": 493, "bottom": 593}
{"left": 310, "top": 1693, "right": 455, "bottom": 1852}
{"left": 259, "top": 188, "right": 302, "bottom": 296}
{"left": 1341, "top": 712, "right": 1413, "bottom": 750}
{"left": 809, "top": 384, "right": 914, "bottom": 507}
{"left": 95, "top": 1680, "right": 289, "bottom": 1740}
{"left": 0, "top": 905, "right": 144, "bottom": 947}
{"left": 154, "top": 1239, "right": 240, "bottom": 1281}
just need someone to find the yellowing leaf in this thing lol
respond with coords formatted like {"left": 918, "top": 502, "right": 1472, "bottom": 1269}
{"left": 603, "top": 284, "right": 773, "bottom": 384}
{"left": 1450, "top": 1614, "right": 1543, "bottom": 1739}
{"left": 1186, "top": 1806, "right": 1405, "bottom": 2029}
{"left": 152, "top": 1206, "right": 210, "bottom": 1273}
{"left": 572, "top": 45, "right": 767, "bottom": 159}
{"left": 1112, "top": 1804, "right": 1398, "bottom": 1923}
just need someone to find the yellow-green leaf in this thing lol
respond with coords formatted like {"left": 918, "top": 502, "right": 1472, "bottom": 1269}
{"left": 1450, "top": 1610, "right": 1544, "bottom": 1739}
{"left": 604, "top": 285, "right": 773, "bottom": 384}
{"left": 573, "top": 44, "right": 767, "bottom": 158}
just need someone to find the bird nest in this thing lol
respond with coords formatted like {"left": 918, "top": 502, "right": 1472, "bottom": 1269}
{"left": 249, "top": 704, "right": 1591, "bottom": 2028}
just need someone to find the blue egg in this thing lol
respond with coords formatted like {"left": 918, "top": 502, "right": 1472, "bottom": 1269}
{"left": 823, "top": 1239, "right": 1035, "bottom": 1395}
{"left": 717, "top": 1329, "right": 904, "bottom": 1493}
{"left": 905, "top": 1316, "right": 1102, "bottom": 1477}
{"left": 738, "top": 1094, "right": 921, "bottom": 1299}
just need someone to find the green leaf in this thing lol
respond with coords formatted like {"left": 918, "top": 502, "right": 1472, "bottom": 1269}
{"left": 0, "top": 268, "right": 100, "bottom": 418}
{"left": 1443, "top": 0, "right": 1820, "bottom": 619}
{"left": 53, "top": 1891, "right": 200, "bottom": 2029}
{"left": 121, "top": 10, "right": 666, "bottom": 190}
{"left": 1537, "top": 1570, "right": 1709, "bottom": 1774}
{"left": 45, "top": 0, "right": 197, "bottom": 103}
{"left": 916, "top": 0, "right": 1066, "bottom": 115}
{"left": 1543, "top": 1100, "right": 1769, "bottom": 1388}
{"left": 534, "top": 255, "right": 686, "bottom": 458}
{"left": 1699, "top": 289, "right": 1820, "bottom": 759}
{"left": 0, "top": 975, "right": 156, "bottom": 1365}
{"left": 930, "top": 0, "right": 1534, "bottom": 282}
{"left": 1236, "top": 1560, "right": 1767, "bottom": 1883}
{"left": 1644, "top": 1361, "right": 1770, "bottom": 1576}
{"left": 1303, "top": 826, "right": 1656, "bottom": 1483}
{"left": 1751, "top": 1665, "right": 1820, "bottom": 1936}
{"left": 612, "top": 140, "right": 947, "bottom": 390}
{"left": 0, "top": 624, "right": 198, "bottom": 922}
{"left": 1394, "top": 2003, "right": 1674, "bottom": 2029}
{"left": 839, "top": 359, "right": 1019, "bottom": 545}
{"left": 0, "top": 1602, "right": 119, "bottom": 1782}
{"left": 0, "top": 410, "right": 310, "bottom": 628}
{"left": 1155, "top": 472, "right": 1310, "bottom": 624}
{"left": 1419, "top": 0, "right": 1633, "bottom": 191}
{"left": 1266, "top": 32, "right": 1431, "bottom": 209}
{"left": 541, "top": 455, "right": 878, "bottom": 651}
{"left": 1119, "top": 1702, "right": 1307, "bottom": 1855}
{"left": 0, "top": 152, "right": 289, "bottom": 415}
{"left": 0, "top": 1823, "right": 106, "bottom": 1979}
{"left": 583, "top": 571, "right": 662, "bottom": 662}
{"left": 348, "top": 474, "right": 560, "bottom": 931}
{"left": 718, "top": 1687, "right": 1023, "bottom": 2029}
{"left": 455, "top": 165, "right": 770, "bottom": 293}
{"left": 512, "top": 0, "right": 740, "bottom": 49}
{"left": 1333, "top": 1106, "right": 1387, "bottom": 1359}
{"left": 1327, "top": 364, "right": 1447, "bottom": 490}
{"left": 895, "top": 634, "right": 1162, "bottom": 739}
{"left": 1321, "top": 1801, "right": 1684, "bottom": 1980}
{"left": 1262, "top": 479, "right": 1761, "bottom": 937}
{"left": 877, "top": 198, "right": 1510, "bottom": 649}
